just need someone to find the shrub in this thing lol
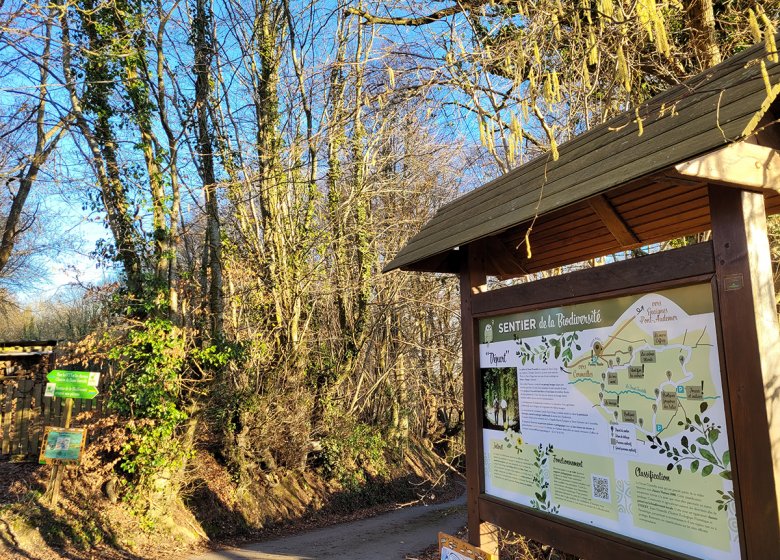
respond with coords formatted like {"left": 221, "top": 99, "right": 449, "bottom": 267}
{"left": 320, "top": 422, "right": 387, "bottom": 490}
{"left": 108, "top": 318, "right": 231, "bottom": 498}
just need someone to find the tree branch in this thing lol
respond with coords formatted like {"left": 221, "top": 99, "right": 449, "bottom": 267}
{"left": 345, "top": 5, "right": 465, "bottom": 27}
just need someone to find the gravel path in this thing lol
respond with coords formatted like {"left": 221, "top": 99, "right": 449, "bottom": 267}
{"left": 190, "top": 491, "right": 466, "bottom": 560}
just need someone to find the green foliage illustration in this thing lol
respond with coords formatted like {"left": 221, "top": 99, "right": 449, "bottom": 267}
{"left": 530, "top": 443, "right": 559, "bottom": 514}
{"left": 515, "top": 332, "right": 580, "bottom": 367}
{"left": 647, "top": 401, "right": 733, "bottom": 510}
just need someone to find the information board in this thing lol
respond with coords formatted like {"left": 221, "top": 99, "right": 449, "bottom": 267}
{"left": 478, "top": 283, "right": 739, "bottom": 560}
{"left": 39, "top": 427, "right": 87, "bottom": 463}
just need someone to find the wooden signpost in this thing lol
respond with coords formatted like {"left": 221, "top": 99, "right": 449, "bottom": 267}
{"left": 41, "top": 370, "right": 100, "bottom": 506}
{"left": 386, "top": 41, "right": 780, "bottom": 560}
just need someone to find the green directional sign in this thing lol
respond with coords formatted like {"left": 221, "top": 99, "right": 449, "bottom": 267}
{"left": 45, "top": 370, "right": 100, "bottom": 400}
{"left": 45, "top": 384, "right": 99, "bottom": 399}
{"left": 47, "top": 370, "right": 100, "bottom": 386}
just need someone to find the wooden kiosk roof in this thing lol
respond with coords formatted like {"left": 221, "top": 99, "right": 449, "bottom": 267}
{"left": 385, "top": 39, "right": 780, "bottom": 277}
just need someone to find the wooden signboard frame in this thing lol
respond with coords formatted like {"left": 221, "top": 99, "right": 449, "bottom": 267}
{"left": 458, "top": 185, "right": 780, "bottom": 560}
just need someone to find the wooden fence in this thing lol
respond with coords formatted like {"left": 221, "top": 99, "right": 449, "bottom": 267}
{"left": 0, "top": 378, "right": 109, "bottom": 460}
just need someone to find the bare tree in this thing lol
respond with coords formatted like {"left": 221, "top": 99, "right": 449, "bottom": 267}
{"left": 0, "top": 9, "right": 67, "bottom": 279}
{"left": 193, "top": 0, "right": 224, "bottom": 338}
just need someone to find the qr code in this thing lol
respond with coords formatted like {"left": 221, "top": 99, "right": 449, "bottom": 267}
{"left": 591, "top": 474, "right": 610, "bottom": 502}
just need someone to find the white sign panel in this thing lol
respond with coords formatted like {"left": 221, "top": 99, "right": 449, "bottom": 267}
{"left": 479, "top": 284, "right": 739, "bottom": 560}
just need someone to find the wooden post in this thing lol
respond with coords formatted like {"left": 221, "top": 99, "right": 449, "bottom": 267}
{"left": 45, "top": 397, "right": 73, "bottom": 507}
{"left": 1, "top": 383, "right": 11, "bottom": 455}
{"left": 32, "top": 382, "right": 43, "bottom": 454}
{"left": 709, "top": 185, "right": 780, "bottom": 556}
{"left": 460, "top": 244, "right": 499, "bottom": 556}
{"left": 20, "top": 379, "right": 32, "bottom": 456}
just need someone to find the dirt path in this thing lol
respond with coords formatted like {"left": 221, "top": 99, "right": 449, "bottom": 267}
{"left": 191, "top": 491, "right": 466, "bottom": 560}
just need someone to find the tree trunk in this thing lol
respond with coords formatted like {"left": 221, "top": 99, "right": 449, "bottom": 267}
{"left": 688, "top": 0, "right": 721, "bottom": 68}
{"left": 59, "top": 1, "right": 144, "bottom": 299}
{"left": 194, "top": 0, "right": 224, "bottom": 340}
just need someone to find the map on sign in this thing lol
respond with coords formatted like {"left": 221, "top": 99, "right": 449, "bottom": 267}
{"left": 565, "top": 301, "right": 715, "bottom": 444}
{"left": 478, "top": 284, "right": 739, "bottom": 560}
{"left": 44, "top": 370, "right": 100, "bottom": 400}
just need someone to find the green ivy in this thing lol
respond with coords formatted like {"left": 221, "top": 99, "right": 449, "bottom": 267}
{"left": 108, "top": 318, "right": 232, "bottom": 494}
{"left": 321, "top": 423, "right": 387, "bottom": 490}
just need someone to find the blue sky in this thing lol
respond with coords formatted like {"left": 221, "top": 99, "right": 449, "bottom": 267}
{"left": 0, "top": 0, "right": 520, "bottom": 305}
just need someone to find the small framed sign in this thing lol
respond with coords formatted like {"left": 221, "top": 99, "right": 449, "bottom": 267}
{"left": 39, "top": 427, "right": 87, "bottom": 464}
{"left": 439, "top": 533, "right": 495, "bottom": 560}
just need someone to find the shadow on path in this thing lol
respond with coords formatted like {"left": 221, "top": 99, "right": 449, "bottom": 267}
{"left": 191, "top": 489, "right": 466, "bottom": 560}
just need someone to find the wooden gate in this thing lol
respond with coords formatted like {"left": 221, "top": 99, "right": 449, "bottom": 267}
{"left": 0, "top": 379, "right": 108, "bottom": 460}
